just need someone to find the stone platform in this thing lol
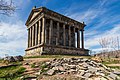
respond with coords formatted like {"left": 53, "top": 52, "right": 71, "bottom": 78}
{"left": 25, "top": 45, "right": 89, "bottom": 57}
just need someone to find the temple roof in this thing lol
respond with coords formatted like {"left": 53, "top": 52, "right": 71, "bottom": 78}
{"left": 25, "top": 7, "right": 86, "bottom": 28}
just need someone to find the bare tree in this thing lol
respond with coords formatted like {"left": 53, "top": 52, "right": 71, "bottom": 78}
{"left": 0, "top": 0, "right": 16, "bottom": 16}
{"left": 98, "top": 36, "right": 120, "bottom": 58}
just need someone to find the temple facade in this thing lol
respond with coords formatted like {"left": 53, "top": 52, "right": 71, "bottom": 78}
{"left": 25, "top": 7, "right": 89, "bottom": 56}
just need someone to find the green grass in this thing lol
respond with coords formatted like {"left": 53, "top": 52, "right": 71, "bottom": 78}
{"left": 24, "top": 55, "right": 92, "bottom": 59}
{"left": 0, "top": 65, "right": 26, "bottom": 80}
{"left": 102, "top": 58, "right": 120, "bottom": 65}
{"left": 108, "top": 66, "right": 120, "bottom": 70}
{"left": 31, "top": 63, "right": 37, "bottom": 68}
{"left": 0, "top": 59, "right": 3, "bottom": 63}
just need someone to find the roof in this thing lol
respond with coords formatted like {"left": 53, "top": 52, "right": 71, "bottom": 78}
{"left": 25, "top": 7, "right": 86, "bottom": 28}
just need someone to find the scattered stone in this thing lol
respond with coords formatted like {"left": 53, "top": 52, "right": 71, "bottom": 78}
{"left": 39, "top": 58, "right": 120, "bottom": 80}
{"left": 4, "top": 56, "right": 15, "bottom": 62}
{"left": 14, "top": 55, "right": 23, "bottom": 61}
{"left": 4, "top": 55, "right": 23, "bottom": 62}
{"left": 108, "top": 72, "right": 120, "bottom": 80}
{"left": 24, "top": 62, "right": 29, "bottom": 65}
{"left": 58, "top": 66, "right": 65, "bottom": 72}
{"left": 84, "top": 73, "right": 93, "bottom": 78}
{"left": 46, "top": 69, "right": 55, "bottom": 75}
{"left": 113, "top": 70, "right": 120, "bottom": 75}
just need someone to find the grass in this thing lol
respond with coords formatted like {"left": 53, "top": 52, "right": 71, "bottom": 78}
{"left": 39, "top": 63, "right": 49, "bottom": 73}
{"left": 102, "top": 59, "right": 120, "bottom": 64}
{"left": 101, "top": 58, "right": 120, "bottom": 71}
{"left": 108, "top": 66, "right": 120, "bottom": 70}
{"left": 24, "top": 55, "right": 92, "bottom": 59}
{"left": 0, "top": 65, "right": 26, "bottom": 80}
{"left": 0, "top": 59, "right": 3, "bottom": 63}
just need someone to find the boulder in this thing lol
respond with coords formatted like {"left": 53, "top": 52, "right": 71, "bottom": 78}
{"left": 4, "top": 55, "right": 23, "bottom": 62}
{"left": 4, "top": 56, "right": 15, "bottom": 62}
{"left": 13, "top": 55, "right": 23, "bottom": 61}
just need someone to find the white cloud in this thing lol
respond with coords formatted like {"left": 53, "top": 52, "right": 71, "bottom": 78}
{"left": 85, "top": 24, "right": 120, "bottom": 51}
{"left": 0, "top": 21, "right": 27, "bottom": 57}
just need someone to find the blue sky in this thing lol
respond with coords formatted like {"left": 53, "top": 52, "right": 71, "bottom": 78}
{"left": 0, "top": 0, "right": 120, "bottom": 57}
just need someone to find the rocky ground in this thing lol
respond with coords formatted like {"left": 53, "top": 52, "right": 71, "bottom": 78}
{"left": 22, "top": 58, "right": 120, "bottom": 80}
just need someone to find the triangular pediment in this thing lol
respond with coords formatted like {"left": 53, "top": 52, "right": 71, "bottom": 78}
{"left": 26, "top": 8, "right": 42, "bottom": 26}
{"left": 30, "top": 11, "right": 39, "bottom": 22}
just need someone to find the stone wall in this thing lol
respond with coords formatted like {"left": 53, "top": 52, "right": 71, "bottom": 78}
{"left": 25, "top": 47, "right": 42, "bottom": 57}
{"left": 25, "top": 46, "right": 89, "bottom": 57}
{"left": 43, "top": 46, "right": 89, "bottom": 56}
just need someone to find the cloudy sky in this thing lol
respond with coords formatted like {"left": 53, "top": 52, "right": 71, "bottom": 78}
{"left": 0, "top": 0, "right": 120, "bottom": 57}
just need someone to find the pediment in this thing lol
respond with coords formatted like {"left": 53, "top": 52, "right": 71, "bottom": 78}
{"left": 26, "top": 9, "right": 41, "bottom": 26}
{"left": 30, "top": 11, "right": 39, "bottom": 22}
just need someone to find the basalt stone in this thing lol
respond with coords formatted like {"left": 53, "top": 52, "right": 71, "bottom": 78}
{"left": 40, "top": 58, "right": 120, "bottom": 80}
{"left": 14, "top": 55, "right": 23, "bottom": 61}
{"left": 4, "top": 56, "right": 15, "bottom": 62}
{"left": 46, "top": 69, "right": 55, "bottom": 75}
{"left": 4, "top": 55, "right": 23, "bottom": 62}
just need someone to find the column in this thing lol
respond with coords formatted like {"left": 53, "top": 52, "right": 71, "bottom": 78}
{"left": 73, "top": 27, "right": 76, "bottom": 47}
{"left": 32, "top": 25, "right": 35, "bottom": 46}
{"left": 77, "top": 29, "right": 80, "bottom": 48}
{"left": 41, "top": 17, "right": 46, "bottom": 45}
{"left": 56, "top": 22, "right": 59, "bottom": 45}
{"left": 63, "top": 24, "right": 66, "bottom": 46}
{"left": 30, "top": 27, "right": 32, "bottom": 47}
{"left": 28, "top": 28, "right": 30, "bottom": 48}
{"left": 49, "top": 19, "right": 53, "bottom": 45}
{"left": 81, "top": 30, "right": 84, "bottom": 49}
{"left": 69, "top": 26, "right": 71, "bottom": 47}
{"left": 35, "top": 23, "right": 38, "bottom": 45}
{"left": 38, "top": 20, "right": 41, "bottom": 44}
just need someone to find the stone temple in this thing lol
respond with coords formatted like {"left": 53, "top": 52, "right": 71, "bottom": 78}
{"left": 25, "top": 7, "right": 89, "bottom": 56}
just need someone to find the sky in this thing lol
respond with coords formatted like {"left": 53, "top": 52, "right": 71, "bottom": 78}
{"left": 0, "top": 0, "right": 120, "bottom": 57}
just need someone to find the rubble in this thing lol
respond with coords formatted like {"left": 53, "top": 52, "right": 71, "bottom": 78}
{"left": 40, "top": 58, "right": 120, "bottom": 80}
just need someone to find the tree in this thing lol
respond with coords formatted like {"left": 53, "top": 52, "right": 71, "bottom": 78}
{"left": 0, "top": 0, "right": 16, "bottom": 16}
{"left": 98, "top": 36, "right": 120, "bottom": 58}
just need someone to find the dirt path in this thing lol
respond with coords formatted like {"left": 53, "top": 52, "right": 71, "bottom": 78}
{"left": 22, "top": 58, "right": 53, "bottom": 75}
{"left": 106, "top": 64, "right": 120, "bottom": 67}
{"left": 24, "top": 58, "right": 53, "bottom": 62}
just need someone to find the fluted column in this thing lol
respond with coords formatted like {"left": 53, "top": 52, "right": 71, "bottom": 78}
{"left": 32, "top": 25, "right": 35, "bottom": 46}
{"left": 63, "top": 24, "right": 66, "bottom": 46}
{"left": 77, "top": 29, "right": 80, "bottom": 48}
{"left": 49, "top": 19, "right": 53, "bottom": 45}
{"left": 35, "top": 23, "right": 38, "bottom": 45}
{"left": 38, "top": 20, "right": 41, "bottom": 44}
{"left": 69, "top": 26, "right": 71, "bottom": 47}
{"left": 73, "top": 28, "right": 76, "bottom": 47}
{"left": 56, "top": 22, "right": 59, "bottom": 45}
{"left": 41, "top": 17, "right": 46, "bottom": 45}
{"left": 30, "top": 27, "right": 32, "bottom": 47}
{"left": 81, "top": 30, "right": 84, "bottom": 49}
{"left": 28, "top": 28, "right": 30, "bottom": 48}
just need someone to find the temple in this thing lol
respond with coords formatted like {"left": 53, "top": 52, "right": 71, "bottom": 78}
{"left": 25, "top": 7, "right": 89, "bottom": 56}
